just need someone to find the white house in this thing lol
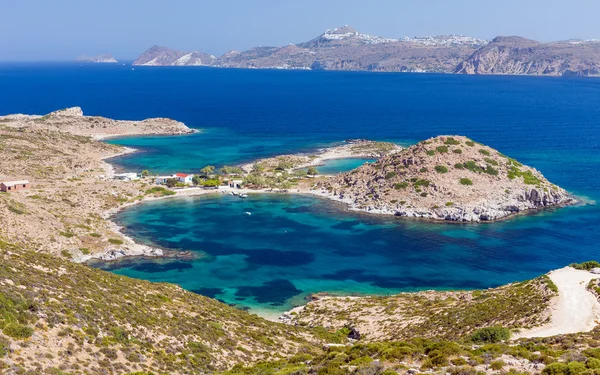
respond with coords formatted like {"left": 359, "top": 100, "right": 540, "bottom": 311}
{"left": 175, "top": 173, "right": 194, "bottom": 185}
{"left": 155, "top": 175, "right": 173, "bottom": 185}
{"left": 114, "top": 172, "right": 139, "bottom": 181}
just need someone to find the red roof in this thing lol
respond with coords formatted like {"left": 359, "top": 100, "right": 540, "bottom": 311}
{"left": 175, "top": 173, "right": 189, "bottom": 177}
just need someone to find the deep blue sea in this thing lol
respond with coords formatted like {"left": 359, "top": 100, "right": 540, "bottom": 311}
{"left": 2, "top": 63, "right": 600, "bottom": 316}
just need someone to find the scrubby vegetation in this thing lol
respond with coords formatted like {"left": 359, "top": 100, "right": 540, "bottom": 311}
{"left": 222, "top": 324, "right": 600, "bottom": 375}
{"left": 0, "top": 243, "right": 332, "bottom": 374}
{"left": 291, "top": 276, "right": 556, "bottom": 343}
{"left": 570, "top": 261, "right": 600, "bottom": 271}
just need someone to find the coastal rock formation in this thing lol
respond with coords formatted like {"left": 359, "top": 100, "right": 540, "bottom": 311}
{"left": 456, "top": 36, "right": 600, "bottom": 76}
{"left": 315, "top": 136, "right": 573, "bottom": 221}
{"left": 0, "top": 107, "right": 196, "bottom": 139}
{"left": 133, "top": 26, "right": 487, "bottom": 72}
{"left": 75, "top": 53, "right": 118, "bottom": 63}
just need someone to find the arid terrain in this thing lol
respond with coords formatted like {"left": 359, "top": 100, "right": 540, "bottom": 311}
{"left": 315, "top": 135, "right": 573, "bottom": 221}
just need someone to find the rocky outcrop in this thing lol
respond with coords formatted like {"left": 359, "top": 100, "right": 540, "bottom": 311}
{"left": 315, "top": 136, "right": 574, "bottom": 222}
{"left": 456, "top": 36, "right": 600, "bottom": 76}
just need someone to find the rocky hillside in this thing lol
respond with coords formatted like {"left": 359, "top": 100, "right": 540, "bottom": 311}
{"left": 456, "top": 36, "right": 600, "bottom": 76}
{"left": 315, "top": 136, "right": 573, "bottom": 221}
{"left": 133, "top": 26, "right": 487, "bottom": 72}
{"left": 284, "top": 276, "right": 556, "bottom": 342}
{"left": 0, "top": 241, "right": 333, "bottom": 374}
{"left": 0, "top": 108, "right": 196, "bottom": 259}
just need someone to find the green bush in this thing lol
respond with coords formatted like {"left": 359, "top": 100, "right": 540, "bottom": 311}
{"left": 108, "top": 238, "right": 124, "bottom": 245}
{"left": 459, "top": 178, "right": 473, "bottom": 186}
{"left": 470, "top": 326, "right": 510, "bottom": 343}
{"left": 435, "top": 165, "right": 448, "bottom": 174}
{"left": 436, "top": 145, "right": 449, "bottom": 153}
{"left": 463, "top": 161, "right": 481, "bottom": 173}
{"left": 453, "top": 149, "right": 463, "bottom": 154}
{"left": 570, "top": 261, "right": 600, "bottom": 270}
{"left": 490, "top": 360, "right": 505, "bottom": 370}
{"left": 426, "top": 150, "right": 435, "bottom": 156}
{"left": 394, "top": 182, "right": 409, "bottom": 190}
{"left": 454, "top": 163, "right": 464, "bottom": 169}
{"left": 385, "top": 172, "right": 397, "bottom": 179}
{"left": 484, "top": 158, "right": 499, "bottom": 166}
{"left": 466, "top": 141, "right": 475, "bottom": 147}
{"left": 445, "top": 202, "right": 454, "bottom": 207}
{"left": 419, "top": 167, "right": 428, "bottom": 173}
{"left": 484, "top": 166, "right": 499, "bottom": 176}
{"left": 3, "top": 322, "right": 33, "bottom": 339}
{"left": 479, "top": 149, "right": 491, "bottom": 156}
{"left": 444, "top": 137, "right": 461, "bottom": 145}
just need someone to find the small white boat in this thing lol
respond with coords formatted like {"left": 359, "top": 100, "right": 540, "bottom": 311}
{"left": 245, "top": 212, "right": 252, "bottom": 215}
{"left": 229, "top": 191, "right": 235, "bottom": 196}
{"left": 239, "top": 193, "right": 248, "bottom": 198}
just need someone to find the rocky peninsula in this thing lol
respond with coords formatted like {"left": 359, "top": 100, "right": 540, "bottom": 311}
{"left": 1, "top": 107, "right": 195, "bottom": 139}
{"left": 313, "top": 135, "right": 574, "bottom": 221}
{"left": 0, "top": 108, "right": 196, "bottom": 261}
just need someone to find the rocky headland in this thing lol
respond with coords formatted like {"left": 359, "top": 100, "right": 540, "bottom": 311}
{"left": 132, "top": 26, "right": 600, "bottom": 76}
{"left": 313, "top": 135, "right": 574, "bottom": 221}
{"left": 0, "top": 108, "right": 196, "bottom": 261}
{"left": 1, "top": 107, "right": 196, "bottom": 139}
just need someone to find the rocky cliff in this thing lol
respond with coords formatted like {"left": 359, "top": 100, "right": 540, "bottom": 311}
{"left": 456, "top": 36, "right": 600, "bottom": 76}
{"left": 315, "top": 136, "right": 574, "bottom": 221}
{"left": 133, "top": 26, "right": 487, "bottom": 72}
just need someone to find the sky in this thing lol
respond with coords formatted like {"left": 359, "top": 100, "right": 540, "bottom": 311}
{"left": 1, "top": 0, "right": 599, "bottom": 61}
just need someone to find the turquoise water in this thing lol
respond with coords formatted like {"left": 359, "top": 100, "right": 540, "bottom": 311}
{"left": 316, "top": 158, "right": 376, "bottom": 175}
{"left": 2, "top": 64, "right": 600, "bottom": 314}
{"left": 97, "top": 194, "right": 598, "bottom": 315}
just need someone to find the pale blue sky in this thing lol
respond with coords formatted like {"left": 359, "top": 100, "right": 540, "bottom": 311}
{"left": 1, "top": 0, "right": 598, "bottom": 61}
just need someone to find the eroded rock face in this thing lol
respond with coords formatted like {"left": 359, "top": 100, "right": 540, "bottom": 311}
{"left": 456, "top": 36, "right": 600, "bottom": 76}
{"left": 316, "top": 135, "right": 574, "bottom": 222}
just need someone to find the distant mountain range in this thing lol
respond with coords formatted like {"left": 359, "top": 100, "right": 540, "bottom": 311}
{"left": 76, "top": 54, "right": 118, "bottom": 63}
{"left": 133, "top": 26, "right": 600, "bottom": 76}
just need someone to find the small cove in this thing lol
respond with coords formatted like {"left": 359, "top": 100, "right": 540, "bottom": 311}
{"left": 95, "top": 193, "right": 600, "bottom": 317}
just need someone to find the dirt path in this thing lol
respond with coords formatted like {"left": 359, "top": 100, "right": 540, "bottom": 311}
{"left": 516, "top": 267, "right": 600, "bottom": 338}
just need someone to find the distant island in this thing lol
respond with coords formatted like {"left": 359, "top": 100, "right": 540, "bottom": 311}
{"left": 76, "top": 53, "right": 118, "bottom": 63}
{"left": 132, "top": 25, "right": 600, "bottom": 76}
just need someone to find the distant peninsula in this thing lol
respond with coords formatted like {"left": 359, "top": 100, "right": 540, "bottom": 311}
{"left": 76, "top": 53, "right": 118, "bottom": 63}
{"left": 132, "top": 25, "right": 600, "bottom": 76}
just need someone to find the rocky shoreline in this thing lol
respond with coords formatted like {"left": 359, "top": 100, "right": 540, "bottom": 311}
{"left": 315, "top": 135, "right": 576, "bottom": 222}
